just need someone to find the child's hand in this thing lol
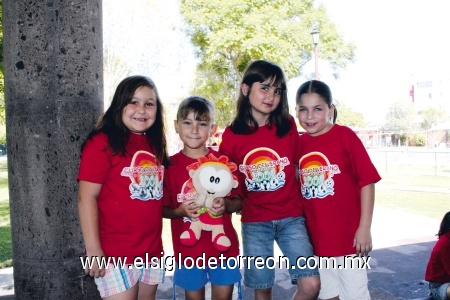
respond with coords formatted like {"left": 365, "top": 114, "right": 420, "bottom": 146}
{"left": 84, "top": 248, "right": 106, "bottom": 278}
{"left": 179, "top": 200, "right": 201, "bottom": 221}
{"left": 207, "top": 197, "right": 225, "bottom": 216}
{"left": 353, "top": 227, "right": 372, "bottom": 256}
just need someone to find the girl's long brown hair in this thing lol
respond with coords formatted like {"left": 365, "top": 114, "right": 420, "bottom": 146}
{"left": 230, "top": 60, "right": 291, "bottom": 137}
{"left": 82, "top": 75, "right": 169, "bottom": 167}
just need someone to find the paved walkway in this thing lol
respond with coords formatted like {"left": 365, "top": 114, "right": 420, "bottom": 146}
{"left": 0, "top": 201, "right": 444, "bottom": 299}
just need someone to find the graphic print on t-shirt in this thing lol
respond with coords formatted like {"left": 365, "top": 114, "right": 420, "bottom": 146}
{"left": 299, "top": 151, "right": 341, "bottom": 199}
{"left": 239, "top": 147, "right": 288, "bottom": 192}
{"left": 120, "top": 150, "right": 164, "bottom": 201}
{"left": 178, "top": 178, "right": 196, "bottom": 203}
{"left": 178, "top": 178, "right": 197, "bottom": 223}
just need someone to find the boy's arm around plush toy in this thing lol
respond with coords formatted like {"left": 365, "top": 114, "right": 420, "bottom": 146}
{"left": 163, "top": 199, "right": 201, "bottom": 222}
{"left": 225, "top": 195, "right": 243, "bottom": 214}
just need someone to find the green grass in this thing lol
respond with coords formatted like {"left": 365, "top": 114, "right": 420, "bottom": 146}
{"left": 0, "top": 225, "right": 12, "bottom": 268}
{"left": 379, "top": 173, "right": 450, "bottom": 188}
{"left": 0, "top": 201, "right": 10, "bottom": 225}
{"left": 376, "top": 189, "right": 449, "bottom": 219}
{"left": 1, "top": 162, "right": 450, "bottom": 268}
{"left": 0, "top": 164, "right": 11, "bottom": 268}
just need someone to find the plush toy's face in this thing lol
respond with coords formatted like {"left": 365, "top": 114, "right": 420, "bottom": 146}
{"left": 191, "top": 162, "right": 236, "bottom": 198}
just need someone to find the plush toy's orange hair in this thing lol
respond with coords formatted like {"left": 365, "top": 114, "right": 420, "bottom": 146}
{"left": 186, "top": 153, "right": 237, "bottom": 173}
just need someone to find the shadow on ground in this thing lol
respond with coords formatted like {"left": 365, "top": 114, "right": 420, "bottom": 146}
{"left": 157, "top": 241, "right": 435, "bottom": 300}
{"left": 0, "top": 241, "right": 435, "bottom": 300}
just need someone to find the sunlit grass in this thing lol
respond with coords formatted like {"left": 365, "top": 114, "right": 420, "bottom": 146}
{"left": 378, "top": 173, "right": 450, "bottom": 188}
{"left": 0, "top": 164, "right": 12, "bottom": 268}
{"left": 0, "top": 225, "right": 12, "bottom": 268}
{"left": 376, "top": 189, "right": 449, "bottom": 219}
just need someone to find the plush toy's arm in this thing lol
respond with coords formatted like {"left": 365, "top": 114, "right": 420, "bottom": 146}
{"left": 194, "top": 193, "right": 207, "bottom": 206}
{"left": 204, "top": 194, "right": 215, "bottom": 210}
{"left": 207, "top": 197, "right": 224, "bottom": 216}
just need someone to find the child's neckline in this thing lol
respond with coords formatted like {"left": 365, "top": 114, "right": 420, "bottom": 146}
{"left": 306, "top": 124, "right": 336, "bottom": 138}
{"left": 181, "top": 148, "right": 210, "bottom": 159}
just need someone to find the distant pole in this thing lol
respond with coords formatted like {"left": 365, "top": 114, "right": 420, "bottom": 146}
{"left": 311, "top": 27, "right": 320, "bottom": 80}
{"left": 409, "top": 75, "right": 415, "bottom": 146}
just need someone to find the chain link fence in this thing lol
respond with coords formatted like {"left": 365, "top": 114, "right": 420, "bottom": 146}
{"left": 368, "top": 148, "right": 450, "bottom": 177}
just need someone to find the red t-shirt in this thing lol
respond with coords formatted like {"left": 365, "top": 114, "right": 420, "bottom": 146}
{"left": 298, "top": 125, "right": 381, "bottom": 257}
{"left": 77, "top": 133, "right": 164, "bottom": 262}
{"left": 162, "top": 149, "right": 240, "bottom": 264}
{"left": 219, "top": 116, "right": 303, "bottom": 223}
{"left": 425, "top": 231, "right": 450, "bottom": 283}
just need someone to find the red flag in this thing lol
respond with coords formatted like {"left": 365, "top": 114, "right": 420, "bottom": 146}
{"left": 409, "top": 85, "right": 414, "bottom": 102}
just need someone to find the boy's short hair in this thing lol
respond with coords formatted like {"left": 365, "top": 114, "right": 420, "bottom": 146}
{"left": 176, "top": 96, "right": 215, "bottom": 122}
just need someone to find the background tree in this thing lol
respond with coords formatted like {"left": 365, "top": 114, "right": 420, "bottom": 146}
{"left": 190, "top": 66, "right": 237, "bottom": 128}
{"left": 382, "top": 101, "right": 414, "bottom": 132}
{"left": 103, "top": 0, "right": 196, "bottom": 109}
{"left": 335, "top": 103, "right": 366, "bottom": 128}
{"left": 418, "top": 107, "right": 447, "bottom": 130}
{"left": 180, "top": 0, "right": 355, "bottom": 127}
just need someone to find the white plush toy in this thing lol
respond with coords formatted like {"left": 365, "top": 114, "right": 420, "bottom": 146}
{"left": 180, "top": 153, "right": 239, "bottom": 251}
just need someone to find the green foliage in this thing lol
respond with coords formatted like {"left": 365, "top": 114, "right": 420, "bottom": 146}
{"left": 0, "top": 124, "right": 6, "bottom": 144}
{"left": 335, "top": 104, "right": 366, "bottom": 128}
{"left": 410, "top": 132, "right": 425, "bottom": 146}
{"left": 0, "top": 200, "right": 9, "bottom": 224}
{"left": 383, "top": 101, "right": 414, "bottom": 132}
{"left": 418, "top": 107, "right": 447, "bottom": 130}
{"left": 180, "top": 0, "right": 355, "bottom": 110}
{"left": 0, "top": 225, "right": 12, "bottom": 268}
{"left": 190, "top": 64, "right": 238, "bottom": 127}
{"left": 399, "top": 133, "right": 408, "bottom": 145}
{"left": 0, "top": 165, "right": 11, "bottom": 268}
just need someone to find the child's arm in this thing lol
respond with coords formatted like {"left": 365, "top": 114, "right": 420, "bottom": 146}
{"left": 208, "top": 195, "right": 242, "bottom": 216}
{"left": 163, "top": 200, "right": 201, "bottom": 221}
{"left": 78, "top": 180, "right": 105, "bottom": 278}
{"left": 225, "top": 195, "right": 242, "bottom": 214}
{"left": 354, "top": 183, "right": 375, "bottom": 256}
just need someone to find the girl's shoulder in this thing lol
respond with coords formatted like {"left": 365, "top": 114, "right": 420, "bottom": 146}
{"left": 298, "top": 124, "right": 354, "bottom": 142}
{"left": 335, "top": 124, "right": 355, "bottom": 134}
{"left": 221, "top": 126, "right": 239, "bottom": 141}
{"left": 222, "top": 125, "right": 234, "bottom": 136}
{"left": 335, "top": 125, "right": 362, "bottom": 144}
{"left": 88, "top": 131, "right": 107, "bottom": 140}
{"left": 322, "top": 124, "right": 358, "bottom": 141}
{"left": 84, "top": 132, "right": 108, "bottom": 148}
{"left": 443, "top": 231, "right": 450, "bottom": 241}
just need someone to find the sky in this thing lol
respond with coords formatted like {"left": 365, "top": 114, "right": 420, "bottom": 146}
{"left": 295, "top": 0, "right": 450, "bottom": 125}
{"left": 104, "top": 0, "right": 450, "bottom": 126}
{"left": 103, "top": 0, "right": 197, "bottom": 113}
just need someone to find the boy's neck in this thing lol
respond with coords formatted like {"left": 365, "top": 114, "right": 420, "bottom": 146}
{"left": 181, "top": 146, "right": 210, "bottom": 159}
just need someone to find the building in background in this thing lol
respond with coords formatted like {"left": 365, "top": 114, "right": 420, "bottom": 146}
{"left": 413, "top": 76, "right": 450, "bottom": 116}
